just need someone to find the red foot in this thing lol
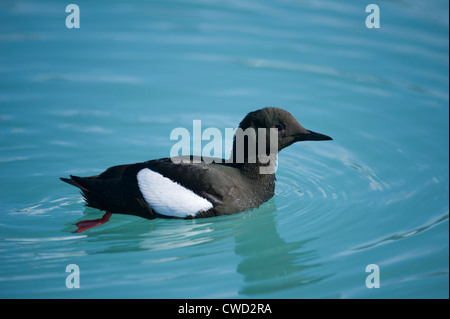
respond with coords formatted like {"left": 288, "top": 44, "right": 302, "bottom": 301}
{"left": 75, "top": 212, "right": 112, "bottom": 233}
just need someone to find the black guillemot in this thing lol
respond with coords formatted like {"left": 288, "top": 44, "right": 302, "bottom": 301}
{"left": 61, "top": 107, "right": 332, "bottom": 232}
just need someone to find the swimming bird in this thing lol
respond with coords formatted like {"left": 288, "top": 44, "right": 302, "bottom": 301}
{"left": 61, "top": 107, "right": 332, "bottom": 232}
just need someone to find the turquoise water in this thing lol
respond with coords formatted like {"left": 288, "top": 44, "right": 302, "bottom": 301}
{"left": 0, "top": 0, "right": 448, "bottom": 298}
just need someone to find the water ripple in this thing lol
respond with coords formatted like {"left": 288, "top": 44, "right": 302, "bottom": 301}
{"left": 32, "top": 74, "right": 142, "bottom": 84}
{"left": 352, "top": 213, "right": 449, "bottom": 251}
{"left": 186, "top": 54, "right": 446, "bottom": 99}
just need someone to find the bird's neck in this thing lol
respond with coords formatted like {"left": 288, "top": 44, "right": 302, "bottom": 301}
{"left": 228, "top": 143, "right": 278, "bottom": 179}
{"left": 231, "top": 155, "right": 277, "bottom": 202}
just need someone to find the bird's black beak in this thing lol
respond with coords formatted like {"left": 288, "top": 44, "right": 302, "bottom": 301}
{"left": 294, "top": 129, "right": 333, "bottom": 141}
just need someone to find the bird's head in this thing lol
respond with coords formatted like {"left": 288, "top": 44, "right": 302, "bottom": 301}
{"left": 236, "top": 107, "right": 332, "bottom": 154}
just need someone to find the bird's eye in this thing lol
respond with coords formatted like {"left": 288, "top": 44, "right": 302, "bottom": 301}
{"left": 275, "top": 123, "right": 285, "bottom": 131}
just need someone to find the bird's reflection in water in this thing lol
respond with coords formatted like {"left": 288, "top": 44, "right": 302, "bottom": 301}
{"left": 232, "top": 200, "right": 329, "bottom": 296}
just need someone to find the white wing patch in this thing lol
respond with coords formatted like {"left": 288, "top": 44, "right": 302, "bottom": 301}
{"left": 136, "top": 168, "right": 213, "bottom": 218}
